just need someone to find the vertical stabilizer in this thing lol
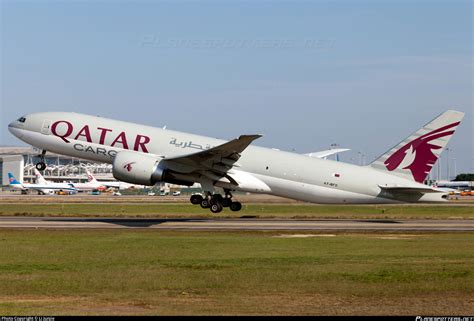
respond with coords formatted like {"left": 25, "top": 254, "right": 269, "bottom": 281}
{"left": 8, "top": 173, "right": 22, "bottom": 186}
{"left": 34, "top": 168, "right": 48, "bottom": 184}
{"left": 370, "top": 110, "right": 464, "bottom": 183}
{"left": 86, "top": 170, "right": 99, "bottom": 184}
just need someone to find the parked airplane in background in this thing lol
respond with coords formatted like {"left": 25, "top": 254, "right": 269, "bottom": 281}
{"left": 86, "top": 169, "right": 132, "bottom": 190}
{"left": 435, "top": 180, "right": 472, "bottom": 189}
{"left": 32, "top": 167, "right": 102, "bottom": 192}
{"left": 8, "top": 110, "right": 464, "bottom": 212}
{"left": 32, "top": 169, "right": 80, "bottom": 194}
{"left": 8, "top": 172, "right": 77, "bottom": 195}
{"left": 33, "top": 168, "right": 48, "bottom": 185}
{"left": 305, "top": 148, "right": 350, "bottom": 159}
{"left": 434, "top": 186, "right": 461, "bottom": 195}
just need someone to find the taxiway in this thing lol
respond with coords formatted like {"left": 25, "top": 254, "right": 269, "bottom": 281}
{"left": 0, "top": 216, "right": 472, "bottom": 231}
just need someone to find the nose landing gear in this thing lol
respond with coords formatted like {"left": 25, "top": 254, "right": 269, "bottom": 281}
{"left": 189, "top": 191, "right": 243, "bottom": 213}
{"left": 35, "top": 150, "right": 47, "bottom": 171}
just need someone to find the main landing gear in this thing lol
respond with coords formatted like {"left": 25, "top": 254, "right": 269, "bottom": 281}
{"left": 35, "top": 150, "right": 47, "bottom": 171}
{"left": 190, "top": 191, "right": 242, "bottom": 214}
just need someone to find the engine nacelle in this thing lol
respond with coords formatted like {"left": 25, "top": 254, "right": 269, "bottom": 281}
{"left": 112, "top": 151, "right": 166, "bottom": 186}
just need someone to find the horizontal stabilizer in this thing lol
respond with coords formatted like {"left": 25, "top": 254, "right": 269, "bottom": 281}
{"left": 378, "top": 184, "right": 443, "bottom": 194}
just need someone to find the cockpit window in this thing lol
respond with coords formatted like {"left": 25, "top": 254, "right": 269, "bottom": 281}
{"left": 17, "top": 117, "right": 26, "bottom": 123}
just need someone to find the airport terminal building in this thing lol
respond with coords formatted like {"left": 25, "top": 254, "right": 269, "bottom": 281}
{"left": 0, "top": 146, "right": 187, "bottom": 193}
{"left": 0, "top": 146, "right": 115, "bottom": 188}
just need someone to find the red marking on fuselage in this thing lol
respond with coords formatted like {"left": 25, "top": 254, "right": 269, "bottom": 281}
{"left": 51, "top": 120, "right": 151, "bottom": 153}
{"left": 97, "top": 127, "right": 113, "bottom": 145}
{"left": 74, "top": 125, "right": 92, "bottom": 143}
{"left": 111, "top": 131, "right": 129, "bottom": 150}
{"left": 51, "top": 120, "right": 73, "bottom": 143}
{"left": 134, "top": 135, "right": 151, "bottom": 153}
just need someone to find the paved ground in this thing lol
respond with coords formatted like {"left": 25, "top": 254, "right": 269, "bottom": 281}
{"left": 1, "top": 216, "right": 473, "bottom": 231}
{"left": 1, "top": 193, "right": 473, "bottom": 204}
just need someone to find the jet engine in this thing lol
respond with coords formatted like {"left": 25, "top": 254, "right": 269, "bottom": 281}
{"left": 112, "top": 151, "right": 168, "bottom": 186}
{"left": 112, "top": 151, "right": 194, "bottom": 186}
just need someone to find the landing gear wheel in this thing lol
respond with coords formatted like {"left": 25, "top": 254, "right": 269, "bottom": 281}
{"left": 36, "top": 162, "right": 46, "bottom": 171}
{"left": 210, "top": 202, "right": 223, "bottom": 214}
{"left": 36, "top": 150, "right": 47, "bottom": 171}
{"left": 209, "top": 194, "right": 224, "bottom": 206}
{"left": 200, "top": 199, "right": 211, "bottom": 209}
{"left": 221, "top": 198, "right": 232, "bottom": 207}
{"left": 230, "top": 201, "right": 242, "bottom": 212}
{"left": 190, "top": 194, "right": 203, "bottom": 205}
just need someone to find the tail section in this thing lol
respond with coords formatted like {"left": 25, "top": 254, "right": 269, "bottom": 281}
{"left": 86, "top": 170, "right": 99, "bottom": 184}
{"left": 8, "top": 173, "right": 22, "bottom": 185}
{"left": 34, "top": 168, "right": 47, "bottom": 184}
{"left": 370, "top": 110, "right": 464, "bottom": 183}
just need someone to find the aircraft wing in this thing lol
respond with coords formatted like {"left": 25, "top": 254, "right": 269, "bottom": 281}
{"left": 305, "top": 148, "right": 350, "bottom": 159}
{"left": 163, "top": 134, "right": 263, "bottom": 188}
{"left": 378, "top": 185, "right": 444, "bottom": 194}
{"left": 166, "top": 134, "right": 262, "bottom": 170}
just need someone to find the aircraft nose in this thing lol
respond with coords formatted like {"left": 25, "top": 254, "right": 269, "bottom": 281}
{"left": 8, "top": 120, "right": 16, "bottom": 131}
{"left": 8, "top": 119, "right": 24, "bottom": 138}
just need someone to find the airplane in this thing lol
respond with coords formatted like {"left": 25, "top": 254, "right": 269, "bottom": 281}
{"left": 47, "top": 169, "right": 107, "bottom": 192}
{"left": 433, "top": 186, "right": 461, "bottom": 196}
{"left": 435, "top": 180, "right": 471, "bottom": 189}
{"left": 33, "top": 167, "right": 103, "bottom": 192}
{"left": 32, "top": 167, "right": 98, "bottom": 192}
{"left": 32, "top": 168, "right": 80, "bottom": 193}
{"left": 305, "top": 148, "right": 350, "bottom": 159}
{"left": 85, "top": 169, "right": 132, "bottom": 190}
{"left": 8, "top": 109, "right": 464, "bottom": 212}
{"left": 8, "top": 172, "right": 77, "bottom": 195}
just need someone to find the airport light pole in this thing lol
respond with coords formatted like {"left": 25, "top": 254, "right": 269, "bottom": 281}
{"left": 330, "top": 143, "right": 340, "bottom": 161}
{"left": 446, "top": 148, "right": 451, "bottom": 181}
{"left": 436, "top": 158, "right": 440, "bottom": 181}
{"left": 453, "top": 157, "right": 457, "bottom": 179}
{"left": 357, "top": 151, "right": 366, "bottom": 166}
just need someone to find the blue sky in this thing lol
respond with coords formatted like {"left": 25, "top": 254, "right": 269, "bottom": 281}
{"left": 1, "top": 0, "right": 472, "bottom": 178}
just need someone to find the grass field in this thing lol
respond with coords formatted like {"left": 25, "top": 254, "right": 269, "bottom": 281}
{"left": 0, "top": 203, "right": 473, "bottom": 219}
{"left": 0, "top": 230, "right": 473, "bottom": 315}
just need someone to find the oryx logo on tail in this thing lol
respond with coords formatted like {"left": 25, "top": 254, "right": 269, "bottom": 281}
{"left": 370, "top": 110, "right": 464, "bottom": 183}
{"left": 384, "top": 122, "right": 460, "bottom": 182}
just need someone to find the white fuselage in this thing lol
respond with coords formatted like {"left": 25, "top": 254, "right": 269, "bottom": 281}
{"left": 70, "top": 182, "right": 103, "bottom": 192}
{"left": 8, "top": 112, "right": 445, "bottom": 203}
{"left": 10, "top": 181, "right": 76, "bottom": 195}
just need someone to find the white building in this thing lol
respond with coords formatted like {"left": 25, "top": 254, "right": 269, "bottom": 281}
{"left": 0, "top": 146, "right": 115, "bottom": 187}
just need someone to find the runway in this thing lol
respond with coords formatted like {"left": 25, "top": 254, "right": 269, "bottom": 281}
{"left": 0, "top": 216, "right": 473, "bottom": 231}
